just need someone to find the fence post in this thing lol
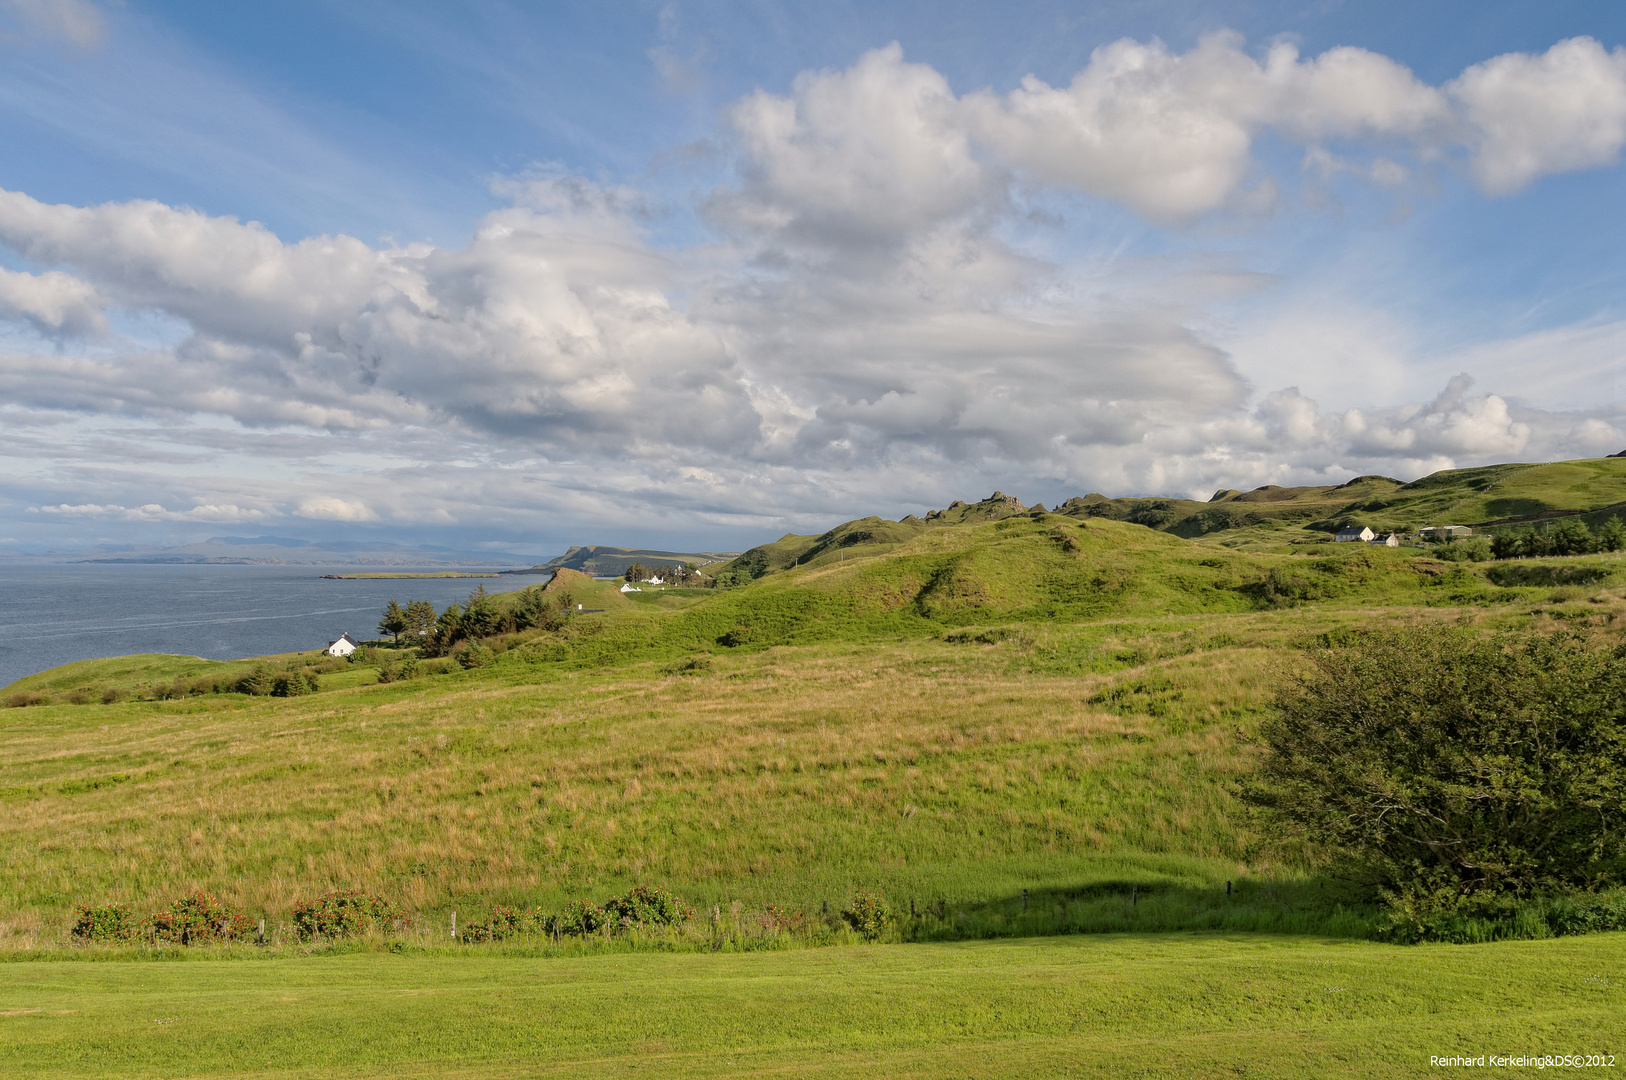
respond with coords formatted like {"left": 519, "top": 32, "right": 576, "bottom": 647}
{"left": 258, "top": 918, "right": 265, "bottom": 946}
{"left": 1131, "top": 886, "right": 1138, "bottom": 907}
{"left": 451, "top": 911, "right": 457, "bottom": 940}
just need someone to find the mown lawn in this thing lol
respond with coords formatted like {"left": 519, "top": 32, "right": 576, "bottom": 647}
{"left": 3, "top": 933, "right": 1622, "bottom": 1078}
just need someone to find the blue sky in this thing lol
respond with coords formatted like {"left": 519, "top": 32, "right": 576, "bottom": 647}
{"left": 0, "top": 0, "right": 1623, "bottom": 555}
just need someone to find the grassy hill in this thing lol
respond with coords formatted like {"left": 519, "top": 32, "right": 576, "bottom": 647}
{"left": 5, "top": 499, "right": 1626, "bottom": 951}
{"left": 1056, "top": 456, "right": 1626, "bottom": 549}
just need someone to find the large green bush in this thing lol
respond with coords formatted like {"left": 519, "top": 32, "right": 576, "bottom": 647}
{"left": 1245, "top": 627, "right": 1626, "bottom": 911}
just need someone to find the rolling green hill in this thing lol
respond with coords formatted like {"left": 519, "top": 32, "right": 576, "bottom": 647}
{"left": 713, "top": 457, "right": 1626, "bottom": 575}
{"left": 1061, "top": 456, "right": 1626, "bottom": 547}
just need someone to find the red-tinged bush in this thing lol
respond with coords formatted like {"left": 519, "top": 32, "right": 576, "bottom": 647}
{"left": 460, "top": 905, "right": 528, "bottom": 942}
{"left": 292, "top": 889, "right": 400, "bottom": 940}
{"left": 561, "top": 897, "right": 606, "bottom": 935}
{"left": 71, "top": 903, "right": 136, "bottom": 942}
{"left": 603, "top": 884, "right": 686, "bottom": 927}
{"left": 146, "top": 891, "right": 254, "bottom": 944}
{"left": 844, "top": 891, "right": 894, "bottom": 940}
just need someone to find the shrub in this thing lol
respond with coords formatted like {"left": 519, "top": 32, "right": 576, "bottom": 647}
{"left": 1242, "top": 567, "right": 1324, "bottom": 608}
{"left": 71, "top": 903, "right": 136, "bottom": 942}
{"left": 603, "top": 884, "right": 685, "bottom": 927}
{"left": 461, "top": 906, "right": 527, "bottom": 942}
{"left": 65, "top": 689, "right": 93, "bottom": 705}
{"left": 146, "top": 891, "right": 254, "bottom": 944}
{"left": 292, "top": 889, "right": 399, "bottom": 940}
{"left": 5, "top": 691, "right": 48, "bottom": 707}
{"left": 232, "top": 666, "right": 275, "bottom": 696}
{"left": 100, "top": 688, "right": 125, "bottom": 704}
{"left": 1244, "top": 627, "right": 1626, "bottom": 912}
{"left": 271, "top": 670, "right": 319, "bottom": 697}
{"left": 560, "top": 898, "right": 606, "bottom": 935}
{"left": 1434, "top": 537, "right": 1491, "bottom": 562}
{"left": 844, "top": 891, "right": 894, "bottom": 940}
{"left": 454, "top": 642, "right": 494, "bottom": 670}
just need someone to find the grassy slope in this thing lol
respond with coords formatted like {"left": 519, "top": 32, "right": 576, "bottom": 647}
{"left": 3, "top": 935, "right": 1622, "bottom": 1079}
{"left": 5, "top": 507, "right": 1626, "bottom": 1074}
{"left": 4, "top": 514, "right": 1626, "bottom": 944}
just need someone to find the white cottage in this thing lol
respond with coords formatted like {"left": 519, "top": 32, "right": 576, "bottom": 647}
{"left": 1335, "top": 525, "right": 1376, "bottom": 543}
{"left": 326, "top": 632, "right": 359, "bottom": 657}
{"left": 1369, "top": 532, "right": 1401, "bottom": 547}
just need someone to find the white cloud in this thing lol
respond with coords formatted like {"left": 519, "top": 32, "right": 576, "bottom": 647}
{"left": 961, "top": 33, "right": 1625, "bottom": 219}
{"left": 1450, "top": 37, "right": 1626, "bottom": 195}
{"left": 296, "top": 496, "right": 378, "bottom": 522}
{"left": 716, "top": 43, "right": 995, "bottom": 242}
{"left": 0, "top": 266, "right": 105, "bottom": 335}
{"left": 29, "top": 501, "right": 270, "bottom": 522}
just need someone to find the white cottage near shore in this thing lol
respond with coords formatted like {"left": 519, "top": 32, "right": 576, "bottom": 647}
{"left": 327, "top": 632, "right": 359, "bottom": 657}
{"left": 1335, "top": 525, "right": 1376, "bottom": 543}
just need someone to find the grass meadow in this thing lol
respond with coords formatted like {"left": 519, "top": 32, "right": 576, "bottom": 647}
{"left": 4, "top": 933, "right": 1623, "bottom": 1078}
{"left": 5, "top": 515, "right": 1626, "bottom": 1074}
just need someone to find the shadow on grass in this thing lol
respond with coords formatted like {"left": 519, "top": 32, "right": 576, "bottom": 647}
{"left": 901, "top": 878, "right": 1383, "bottom": 943}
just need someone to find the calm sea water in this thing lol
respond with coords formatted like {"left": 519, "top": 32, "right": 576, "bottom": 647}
{"left": 0, "top": 563, "right": 535, "bottom": 688}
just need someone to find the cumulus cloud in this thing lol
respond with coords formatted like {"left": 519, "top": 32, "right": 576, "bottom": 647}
{"left": 960, "top": 33, "right": 1626, "bottom": 218}
{"left": 1450, "top": 37, "right": 1626, "bottom": 195}
{"left": 717, "top": 43, "right": 995, "bottom": 242}
{"left": 0, "top": 266, "right": 106, "bottom": 335}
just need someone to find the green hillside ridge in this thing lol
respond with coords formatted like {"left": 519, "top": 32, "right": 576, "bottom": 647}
{"left": 713, "top": 456, "right": 1626, "bottom": 576}
{"left": 510, "top": 544, "right": 736, "bottom": 579}
{"left": 1059, "top": 456, "right": 1626, "bottom": 546}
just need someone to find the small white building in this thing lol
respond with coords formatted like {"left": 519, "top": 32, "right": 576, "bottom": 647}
{"left": 619, "top": 583, "right": 641, "bottom": 592}
{"left": 1335, "top": 525, "right": 1376, "bottom": 543}
{"left": 1369, "top": 532, "right": 1401, "bottom": 547}
{"left": 646, "top": 575, "right": 664, "bottom": 585}
{"left": 326, "top": 632, "right": 359, "bottom": 657}
{"left": 1420, "top": 525, "right": 1473, "bottom": 540}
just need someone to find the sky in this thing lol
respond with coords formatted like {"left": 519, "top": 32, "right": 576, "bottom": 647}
{"left": 0, "top": 0, "right": 1623, "bottom": 556}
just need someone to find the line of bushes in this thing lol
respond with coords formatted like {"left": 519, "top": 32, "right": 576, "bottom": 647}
{"left": 69, "top": 886, "right": 898, "bottom": 946}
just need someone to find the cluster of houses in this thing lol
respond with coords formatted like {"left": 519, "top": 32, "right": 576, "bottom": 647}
{"left": 1334, "top": 524, "right": 1473, "bottom": 546}
{"left": 619, "top": 572, "right": 665, "bottom": 593}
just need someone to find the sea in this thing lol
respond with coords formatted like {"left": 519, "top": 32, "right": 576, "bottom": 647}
{"left": 0, "top": 562, "right": 537, "bottom": 688}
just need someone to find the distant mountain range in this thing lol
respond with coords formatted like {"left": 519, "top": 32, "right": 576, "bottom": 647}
{"left": 73, "top": 536, "right": 535, "bottom": 566}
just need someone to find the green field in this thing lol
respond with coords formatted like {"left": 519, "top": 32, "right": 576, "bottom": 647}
{"left": 4, "top": 934, "right": 1622, "bottom": 1078}
{"left": 5, "top": 477, "right": 1626, "bottom": 1074}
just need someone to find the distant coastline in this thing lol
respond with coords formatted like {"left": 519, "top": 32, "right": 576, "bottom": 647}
{"left": 320, "top": 572, "right": 502, "bottom": 579}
